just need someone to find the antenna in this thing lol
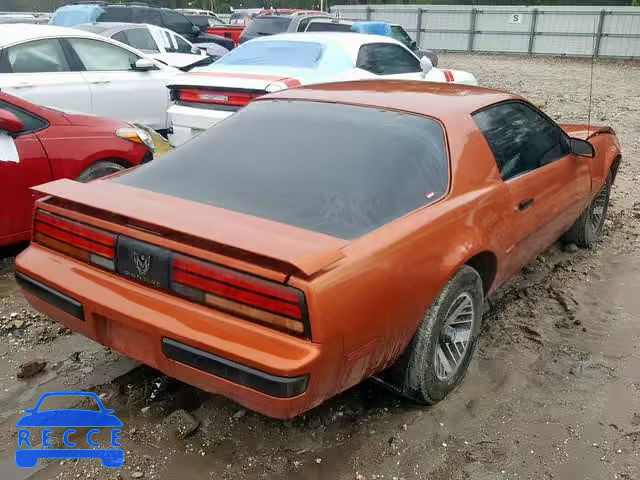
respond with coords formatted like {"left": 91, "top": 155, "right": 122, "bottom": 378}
{"left": 586, "top": 11, "right": 599, "bottom": 137}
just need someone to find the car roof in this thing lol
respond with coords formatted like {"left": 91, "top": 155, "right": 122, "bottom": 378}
{"left": 76, "top": 22, "right": 149, "bottom": 35}
{"left": 261, "top": 80, "right": 520, "bottom": 122}
{"left": 0, "top": 24, "right": 104, "bottom": 46}
{"left": 249, "top": 31, "right": 401, "bottom": 48}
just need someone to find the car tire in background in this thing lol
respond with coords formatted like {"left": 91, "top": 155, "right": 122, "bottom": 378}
{"left": 76, "top": 160, "right": 126, "bottom": 182}
{"left": 562, "top": 171, "right": 612, "bottom": 248}
{"left": 400, "top": 265, "right": 483, "bottom": 404}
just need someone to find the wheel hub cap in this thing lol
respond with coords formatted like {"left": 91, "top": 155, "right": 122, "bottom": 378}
{"left": 434, "top": 292, "right": 475, "bottom": 381}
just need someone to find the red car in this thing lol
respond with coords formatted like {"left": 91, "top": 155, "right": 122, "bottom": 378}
{"left": 0, "top": 92, "right": 153, "bottom": 247}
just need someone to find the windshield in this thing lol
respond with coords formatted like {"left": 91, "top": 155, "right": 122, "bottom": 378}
{"left": 115, "top": 100, "right": 448, "bottom": 239}
{"left": 214, "top": 40, "right": 323, "bottom": 68}
{"left": 51, "top": 5, "right": 103, "bottom": 26}
{"left": 242, "top": 17, "right": 292, "bottom": 36}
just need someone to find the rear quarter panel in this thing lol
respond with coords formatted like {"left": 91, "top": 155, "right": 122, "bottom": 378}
{"left": 288, "top": 114, "right": 513, "bottom": 393}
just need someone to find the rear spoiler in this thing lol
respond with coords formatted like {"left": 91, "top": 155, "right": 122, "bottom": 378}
{"left": 32, "top": 179, "right": 347, "bottom": 277}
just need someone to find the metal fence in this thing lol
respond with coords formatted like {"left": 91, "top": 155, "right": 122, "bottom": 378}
{"left": 331, "top": 5, "right": 640, "bottom": 58}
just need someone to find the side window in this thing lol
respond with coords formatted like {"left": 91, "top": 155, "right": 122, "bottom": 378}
{"left": 297, "top": 18, "right": 311, "bottom": 32}
{"left": 173, "top": 35, "right": 193, "bottom": 54}
{"left": 473, "top": 102, "right": 570, "bottom": 181}
{"left": 133, "top": 8, "right": 161, "bottom": 25}
{"left": 0, "top": 100, "right": 47, "bottom": 133}
{"left": 162, "top": 31, "right": 177, "bottom": 52}
{"left": 356, "top": 43, "right": 420, "bottom": 75}
{"left": 111, "top": 31, "right": 128, "bottom": 44}
{"left": 5, "top": 39, "right": 70, "bottom": 73}
{"left": 124, "top": 28, "right": 159, "bottom": 52}
{"left": 161, "top": 10, "right": 193, "bottom": 35}
{"left": 390, "top": 26, "right": 413, "bottom": 47}
{"left": 67, "top": 38, "right": 141, "bottom": 72}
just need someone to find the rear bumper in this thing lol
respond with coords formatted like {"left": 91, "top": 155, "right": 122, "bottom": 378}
{"left": 167, "top": 104, "right": 232, "bottom": 147}
{"left": 15, "top": 245, "right": 343, "bottom": 419}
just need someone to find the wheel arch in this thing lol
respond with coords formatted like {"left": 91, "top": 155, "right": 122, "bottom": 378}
{"left": 76, "top": 157, "right": 133, "bottom": 178}
{"left": 464, "top": 250, "right": 498, "bottom": 295}
{"left": 610, "top": 154, "right": 622, "bottom": 183}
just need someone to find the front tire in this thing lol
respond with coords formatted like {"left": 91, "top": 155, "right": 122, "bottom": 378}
{"left": 562, "top": 172, "right": 612, "bottom": 248}
{"left": 401, "top": 266, "right": 483, "bottom": 404}
{"left": 76, "top": 160, "right": 126, "bottom": 183}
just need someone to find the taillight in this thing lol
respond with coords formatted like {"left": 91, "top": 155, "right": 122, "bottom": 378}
{"left": 33, "top": 210, "right": 116, "bottom": 271}
{"left": 176, "top": 88, "right": 259, "bottom": 107}
{"left": 171, "top": 254, "right": 309, "bottom": 337}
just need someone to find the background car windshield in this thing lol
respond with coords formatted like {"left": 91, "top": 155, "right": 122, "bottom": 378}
{"left": 115, "top": 101, "right": 448, "bottom": 239}
{"left": 214, "top": 40, "right": 323, "bottom": 68}
{"left": 242, "top": 17, "right": 292, "bottom": 35}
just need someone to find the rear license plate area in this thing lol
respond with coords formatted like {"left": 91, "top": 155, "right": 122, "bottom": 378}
{"left": 115, "top": 236, "right": 171, "bottom": 289}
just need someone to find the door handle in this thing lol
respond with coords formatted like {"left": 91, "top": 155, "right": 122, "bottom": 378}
{"left": 90, "top": 80, "right": 111, "bottom": 85}
{"left": 517, "top": 198, "right": 535, "bottom": 211}
{"left": 13, "top": 83, "right": 33, "bottom": 89}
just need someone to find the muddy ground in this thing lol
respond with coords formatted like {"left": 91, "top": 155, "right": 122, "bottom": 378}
{"left": 1, "top": 54, "right": 639, "bottom": 480}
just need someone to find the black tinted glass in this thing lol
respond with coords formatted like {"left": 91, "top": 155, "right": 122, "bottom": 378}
{"left": 243, "top": 17, "right": 292, "bottom": 36}
{"left": 473, "top": 101, "right": 569, "bottom": 180}
{"left": 97, "top": 7, "right": 131, "bottom": 22}
{"left": 356, "top": 43, "right": 420, "bottom": 75}
{"left": 115, "top": 101, "right": 448, "bottom": 239}
{"left": 306, "top": 22, "right": 352, "bottom": 32}
{"left": 161, "top": 10, "right": 193, "bottom": 34}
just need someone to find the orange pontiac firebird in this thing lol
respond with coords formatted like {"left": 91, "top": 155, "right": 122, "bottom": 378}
{"left": 15, "top": 81, "right": 621, "bottom": 419}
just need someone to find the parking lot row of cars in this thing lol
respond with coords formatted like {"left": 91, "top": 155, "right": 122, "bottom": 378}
{"left": 0, "top": 4, "right": 475, "bottom": 245}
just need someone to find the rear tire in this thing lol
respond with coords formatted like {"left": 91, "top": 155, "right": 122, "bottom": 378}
{"left": 401, "top": 265, "right": 483, "bottom": 405}
{"left": 76, "top": 161, "right": 126, "bottom": 183}
{"left": 562, "top": 172, "right": 612, "bottom": 248}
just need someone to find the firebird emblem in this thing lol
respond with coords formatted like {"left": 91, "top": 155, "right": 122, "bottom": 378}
{"left": 133, "top": 251, "right": 151, "bottom": 276}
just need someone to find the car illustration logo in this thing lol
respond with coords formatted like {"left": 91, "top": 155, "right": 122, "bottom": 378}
{"left": 15, "top": 391, "right": 124, "bottom": 468}
{"left": 133, "top": 250, "right": 151, "bottom": 276}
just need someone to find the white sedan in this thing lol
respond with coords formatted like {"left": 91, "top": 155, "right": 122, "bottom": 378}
{"left": 0, "top": 25, "right": 179, "bottom": 131}
{"left": 167, "top": 32, "right": 477, "bottom": 146}
{"left": 76, "top": 23, "right": 229, "bottom": 69}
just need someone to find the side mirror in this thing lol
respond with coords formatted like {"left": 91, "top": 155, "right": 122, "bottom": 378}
{"left": 191, "top": 46, "right": 202, "bottom": 55}
{"left": 410, "top": 40, "right": 417, "bottom": 49}
{"left": 570, "top": 137, "right": 595, "bottom": 158}
{"left": 191, "top": 25, "right": 201, "bottom": 35}
{"left": 0, "top": 109, "right": 24, "bottom": 134}
{"left": 420, "top": 55, "right": 433, "bottom": 75}
{"left": 133, "top": 58, "right": 156, "bottom": 71}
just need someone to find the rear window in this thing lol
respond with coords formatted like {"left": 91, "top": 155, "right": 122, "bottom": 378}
{"left": 242, "top": 17, "right": 292, "bottom": 36}
{"left": 214, "top": 40, "right": 323, "bottom": 68}
{"left": 306, "top": 22, "right": 353, "bottom": 32}
{"left": 115, "top": 101, "right": 448, "bottom": 239}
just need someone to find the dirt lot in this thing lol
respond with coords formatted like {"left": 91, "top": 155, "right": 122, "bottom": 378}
{"left": 1, "top": 54, "right": 639, "bottom": 480}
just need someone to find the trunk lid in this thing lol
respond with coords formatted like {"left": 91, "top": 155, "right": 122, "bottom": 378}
{"left": 32, "top": 179, "right": 347, "bottom": 279}
{"left": 167, "top": 70, "right": 300, "bottom": 91}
